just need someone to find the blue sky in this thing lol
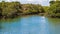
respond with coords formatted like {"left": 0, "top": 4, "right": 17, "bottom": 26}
{"left": 0, "top": 0, "right": 50, "bottom": 6}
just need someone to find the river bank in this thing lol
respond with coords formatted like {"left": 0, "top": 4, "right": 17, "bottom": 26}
{"left": 0, "top": 1, "right": 60, "bottom": 19}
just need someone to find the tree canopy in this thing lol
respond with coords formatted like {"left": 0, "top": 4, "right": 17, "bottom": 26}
{"left": 0, "top": 1, "right": 45, "bottom": 19}
{"left": 0, "top": 1, "right": 60, "bottom": 19}
{"left": 48, "top": 1, "right": 60, "bottom": 18}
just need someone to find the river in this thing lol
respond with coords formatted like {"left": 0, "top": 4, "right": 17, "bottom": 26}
{"left": 0, "top": 15, "right": 60, "bottom": 34}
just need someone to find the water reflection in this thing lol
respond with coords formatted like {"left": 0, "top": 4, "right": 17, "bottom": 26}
{"left": 0, "top": 15, "right": 60, "bottom": 34}
{"left": 48, "top": 18, "right": 60, "bottom": 34}
{"left": 0, "top": 22, "right": 3, "bottom": 34}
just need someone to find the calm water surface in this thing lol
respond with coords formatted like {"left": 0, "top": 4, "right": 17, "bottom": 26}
{"left": 0, "top": 15, "right": 60, "bottom": 34}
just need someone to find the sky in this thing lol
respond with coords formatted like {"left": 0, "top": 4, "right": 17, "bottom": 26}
{"left": 0, "top": 0, "right": 50, "bottom": 6}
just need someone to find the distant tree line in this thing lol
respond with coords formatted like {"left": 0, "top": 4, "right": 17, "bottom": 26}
{"left": 0, "top": 1, "right": 60, "bottom": 19}
{"left": 0, "top": 1, "right": 45, "bottom": 19}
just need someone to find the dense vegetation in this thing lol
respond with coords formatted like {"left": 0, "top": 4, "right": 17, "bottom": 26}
{"left": 0, "top": 1, "right": 60, "bottom": 19}
{"left": 0, "top": 1, "right": 22, "bottom": 18}
{"left": 0, "top": 1, "right": 45, "bottom": 19}
{"left": 48, "top": 1, "right": 60, "bottom": 18}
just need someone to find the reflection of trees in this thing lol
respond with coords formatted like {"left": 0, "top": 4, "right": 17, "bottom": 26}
{"left": 48, "top": 18, "right": 60, "bottom": 34}
{"left": 0, "top": 23, "right": 2, "bottom": 32}
{"left": 48, "top": 18, "right": 60, "bottom": 25}
{"left": 0, "top": 20, "right": 3, "bottom": 29}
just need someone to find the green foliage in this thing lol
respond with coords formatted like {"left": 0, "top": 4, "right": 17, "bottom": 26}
{"left": 49, "top": 1, "right": 60, "bottom": 18}
{"left": 22, "top": 4, "right": 45, "bottom": 14}
{"left": 0, "top": 1, "right": 22, "bottom": 18}
{"left": 0, "top": 1, "right": 60, "bottom": 19}
{"left": 0, "top": 1, "right": 45, "bottom": 18}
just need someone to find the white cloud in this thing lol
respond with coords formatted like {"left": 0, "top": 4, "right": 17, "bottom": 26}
{"left": 27, "top": 0, "right": 34, "bottom": 1}
{"left": 19, "top": 0, "right": 49, "bottom": 6}
{"left": 1, "top": 0, "right": 49, "bottom": 6}
{"left": 0, "top": 0, "right": 2, "bottom": 1}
